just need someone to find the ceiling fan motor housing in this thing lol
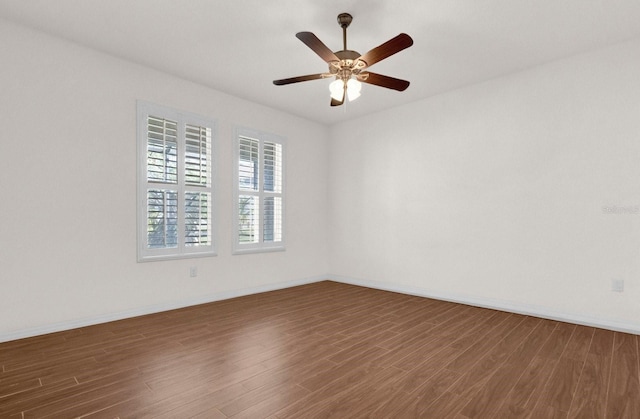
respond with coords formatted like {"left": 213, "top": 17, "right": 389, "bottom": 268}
{"left": 330, "top": 50, "right": 365, "bottom": 81}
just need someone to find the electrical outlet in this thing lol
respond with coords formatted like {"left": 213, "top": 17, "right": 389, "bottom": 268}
{"left": 190, "top": 266, "right": 198, "bottom": 277}
{"left": 612, "top": 279, "right": 624, "bottom": 292}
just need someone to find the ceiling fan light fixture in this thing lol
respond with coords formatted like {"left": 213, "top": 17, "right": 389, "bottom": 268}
{"left": 329, "top": 77, "right": 362, "bottom": 102}
{"left": 346, "top": 78, "right": 361, "bottom": 101}
{"left": 329, "top": 79, "right": 344, "bottom": 100}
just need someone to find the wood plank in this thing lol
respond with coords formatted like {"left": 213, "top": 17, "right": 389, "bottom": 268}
{"left": 531, "top": 357, "right": 583, "bottom": 415}
{"left": 606, "top": 332, "right": 640, "bottom": 418}
{"left": 458, "top": 317, "right": 543, "bottom": 417}
{"left": 568, "top": 328, "right": 614, "bottom": 418}
{"left": 494, "top": 321, "right": 560, "bottom": 415}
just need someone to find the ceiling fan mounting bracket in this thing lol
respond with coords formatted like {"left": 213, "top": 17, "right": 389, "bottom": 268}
{"left": 337, "top": 13, "right": 352, "bottom": 29}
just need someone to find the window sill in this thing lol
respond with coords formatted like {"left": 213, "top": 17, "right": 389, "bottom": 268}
{"left": 232, "top": 246, "right": 286, "bottom": 256}
{"left": 137, "top": 251, "right": 217, "bottom": 263}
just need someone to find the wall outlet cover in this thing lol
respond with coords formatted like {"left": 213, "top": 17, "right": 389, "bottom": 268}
{"left": 612, "top": 279, "right": 624, "bottom": 292}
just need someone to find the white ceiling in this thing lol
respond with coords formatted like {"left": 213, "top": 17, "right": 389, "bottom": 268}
{"left": 2, "top": 0, "right": 640, "bottom": 125}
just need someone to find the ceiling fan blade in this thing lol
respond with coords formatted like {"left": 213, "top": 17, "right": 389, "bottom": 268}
{"left": 356, "top": 33, "right": 413, "bottom": 68}
{"left": 358, "top": 72, "right": 410, "bottom": 91}
{"left": 296, "top": 32, "right": 340, "bottom": 63}
{"left": 273, "top": 73, "right": 330, "bottom": 86}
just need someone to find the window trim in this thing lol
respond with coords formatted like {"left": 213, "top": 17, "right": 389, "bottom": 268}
{"left": 137, "top": 101, "right": 217, "bottom": 262}
{"left": 232, "top": 127, "right": 286, "bottom": 255}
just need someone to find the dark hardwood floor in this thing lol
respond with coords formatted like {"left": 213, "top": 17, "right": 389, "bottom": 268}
{"left": 1, "top": 281, "right": 638, "bottom": 418}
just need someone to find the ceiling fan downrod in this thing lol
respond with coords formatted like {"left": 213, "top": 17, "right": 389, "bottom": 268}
{"left": 337, "top": 13, "right": 352, "bottom": 51}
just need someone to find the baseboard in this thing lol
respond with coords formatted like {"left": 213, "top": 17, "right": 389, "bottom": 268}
{"left": 328, "top": 274, "right": 640, "bottom": 336}
{"left": 0, "top": 275, "right": 326, "bottom": 343}
{"left": 5, "top": 274, "right": 638, "bottom": 343}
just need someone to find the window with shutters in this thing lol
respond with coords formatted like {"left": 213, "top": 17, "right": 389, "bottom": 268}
{"left": 233, "top": 128, "right": 285, "bottom": 254}
{"left": 137, "top": 101, "right": 216, "bottom": 261}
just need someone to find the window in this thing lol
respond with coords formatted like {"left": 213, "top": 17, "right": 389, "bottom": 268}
{"left": 137, "top": 101, "right": 216, "bottom": 261}
{"left": 233, "top": 128, "right": 285, "bottom": 254}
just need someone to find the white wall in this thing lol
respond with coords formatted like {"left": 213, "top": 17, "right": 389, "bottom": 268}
{"left": 0, "top": 19, "right": 329, "bottom": 341}
{"left": 328, "top": 38, "right": 640, "bottom": 333}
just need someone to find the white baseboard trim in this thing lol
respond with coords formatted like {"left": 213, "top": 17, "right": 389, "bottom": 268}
{"left": 0, "top": 275, "right": 326, "bottom": 343}
{"left": 5, "top": 274, "right": 638, "bottom": 343}
{"left": 328, "top": 274, "right": 640, "bottom": 336}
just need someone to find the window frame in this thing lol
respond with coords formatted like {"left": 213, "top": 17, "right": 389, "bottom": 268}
{"left": 233, "top": 127, "right": 286, "bottom": 255}
{"left": 137, "top": 101, "right": 217, "bottom": 262}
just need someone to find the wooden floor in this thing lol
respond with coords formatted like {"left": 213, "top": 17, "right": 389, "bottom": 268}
{"left": 1, "top": 281, "right": 639, "bottom": 418}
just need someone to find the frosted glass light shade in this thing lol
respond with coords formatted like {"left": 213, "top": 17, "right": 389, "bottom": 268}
{"left": 329, "top": 79, "right": 344, "bottom": 100}
{"left": 346, "top": 78, "right": 362, "bottom": 101}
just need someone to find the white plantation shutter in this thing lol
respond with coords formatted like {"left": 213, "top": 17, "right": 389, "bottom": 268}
{"left": 146, "top": 117, "right": 178, "bottom": 183}
{"left": 185, "top": 191, "right": 211, "bottom": 247}
{"left": 263, "top": 142, "right": 282, "bottom": 193}
{"left": 263, "top": 141, "right": 282, "bottom": 243}
{"left": 185, "top": 124, "right": 211, "bottom": 186}
{"left": 239, "top": 137, "right": 259, "bottom": 192}
{"left": 184, "top": 123, "right": 212, "bottom": 248}
{"left": 147, "top": 189, "right": 178, "bottom": 248}
{"left": 238, "top": 195, "right": 260, "bottom": 244}
{"left": 137, "top": 102, "right": 216, "bottom": 261}
{"left": 263, "top": 196, "right": 282, "bottom": 243}
{"left": 234, "top": 130, "right": 285, "bottom": 254}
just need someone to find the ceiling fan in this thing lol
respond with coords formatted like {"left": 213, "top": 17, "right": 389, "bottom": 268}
{"left": 273, "top": 13, "right": 413, "bottom": 107}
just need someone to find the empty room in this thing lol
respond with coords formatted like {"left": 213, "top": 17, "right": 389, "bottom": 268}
{"left": 1, "top": 1, "right": 639, "bottom": 418}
